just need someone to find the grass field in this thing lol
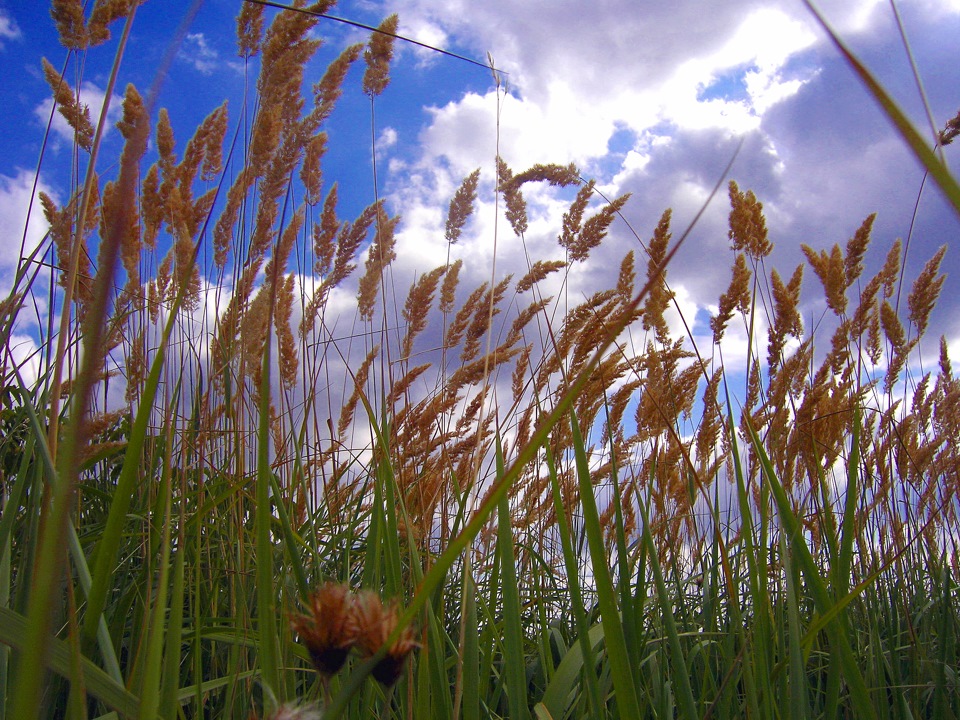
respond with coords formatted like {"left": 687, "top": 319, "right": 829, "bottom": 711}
{"left": 1, "top": 1, "right": 959, "bottom": 718}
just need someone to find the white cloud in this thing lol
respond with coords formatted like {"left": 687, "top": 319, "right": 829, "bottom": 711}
{"left": 0, "top": 9, "right": 20, "bottom": 47}
{"left": 34, "top": 81, "right": 123, "bottom": 146}
{"left": 0, "top": 169, "right": 53, "bottom": 274}
{"left": 180, "top": 32, "right": 220, "bottom": 75}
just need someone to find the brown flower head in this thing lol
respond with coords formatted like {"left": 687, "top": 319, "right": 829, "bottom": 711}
{"left": 290, "top": 583, "right": 358, "bottom": 677}
{"left": 352, "top": 591, "right": 419, "bottom": 687}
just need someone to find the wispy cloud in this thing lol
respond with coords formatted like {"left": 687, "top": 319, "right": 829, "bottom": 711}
{"left": 0, "top": 9, "right": 21, "bottom": 49}
{"left": 180, "top": 32, "right": 220, "bottom": 75}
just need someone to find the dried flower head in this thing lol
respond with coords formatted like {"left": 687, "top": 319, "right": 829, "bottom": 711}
{"left": 352, "top": 591, "right": 419, "bottom": 687}
{"left": 290, "top": 583, "right": 359, "bottom": 677}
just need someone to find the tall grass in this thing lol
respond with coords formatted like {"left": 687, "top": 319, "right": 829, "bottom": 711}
{"left": 1, "top": 1, "right": 959, "bottom": 718}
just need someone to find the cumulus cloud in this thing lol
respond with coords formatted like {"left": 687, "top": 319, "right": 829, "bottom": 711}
{"left": 370, "top": 0, "right": 960, "bottom": 391}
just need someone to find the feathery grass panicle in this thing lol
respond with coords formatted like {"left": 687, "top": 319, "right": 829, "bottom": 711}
{"left": 641, "top": 208, "right": 674, "bottom": 338}
{"left": 50, "top": 0, "right": 88, "bottom": 49}
{"left": 845, "top": 213, "right": 876, "bottom": 285}
{"left": 768, "top": 264, "right": 804, "bottom": 369}
{"left": 728, "top": 180, "right": 771, "bottom": 260}
{"left": 356, "top": 205, "right": 399, "bottom": 320}
{"left": 401, "top": 266, "right": 445, "bottom": 359}
{"left": 362, "top": 14, "right": 399, "bottom": 97}
{"left": 711, "top": 252, "right": 751, "bottom": 345}
{"left": 559, "top": 179, "right": 594, "bottom": 246}
{"left": 939, "top": 108, "right": 960, "bottom": 146}
{"left": 236, "top": 0, "right": 265, "bottom": 58}
{"left": 312, "top": 43, "right": 364, "bottom": 125}
{"left": 439, "top": 258, "right": 463, "bottom": 315}
{"left": 802, "top": 242, "right": 848, "bottom": 316}
{"left": 41, "top": 58, "right": 95, "bottom": 150}
{"left": 276, "top": 273, "right": 298, "bottom": 390}
{"left": 446, "top": 169, "right": 481, "bottom": 244}
{"left": 567, "top": 191, "right": 630, "bottom": 263}
{"left": 497, "top": 158, "right": 528, "bottom": 236}
{"left": 40, "top": 191, "right": 95, "bottom": 317}
{"left": 338, "top": 345, "right": 378, "bottom": 437}
{"left": 87, "top": 0, "right": 136, "bottom": 47}
{"left": 301, "top": 131, "right": 328, "bottom": 205}
{"left": 907, "top": 245, "right": 947, "bottom": 338}
{"left": 516, "top": 260, "right": 566, "bottom": 293}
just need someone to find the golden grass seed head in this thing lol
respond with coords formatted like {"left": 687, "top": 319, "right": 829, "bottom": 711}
{"left": 907, "top": 245, "right": 947, "bottom": 339}
{"left": 50, "top": 0, "right": 88, "bottom": 49}
{"left": 41, "top": 58, "right": 94, "bottom": 150}
{"left": 362, "top": 14, "right": 399, "bottom": 97}
{"left": 445, "top": 169, "right": 481, "bottom": 244}
{"left": 728, "top": 181, "right": 771, "bottom": 260}
{"left": 236, "top": 1, "right": 264, "bottom": 58}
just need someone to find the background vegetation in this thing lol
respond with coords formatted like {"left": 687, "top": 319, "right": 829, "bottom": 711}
{"left": 1, "top": 1, "right": 958, "bottom": 718}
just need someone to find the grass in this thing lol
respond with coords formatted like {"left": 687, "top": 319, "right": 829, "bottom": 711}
{"left": 1, "top": 1, "right": 959, "bottom": 718}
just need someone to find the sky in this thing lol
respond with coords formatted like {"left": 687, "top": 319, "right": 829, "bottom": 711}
{"left": 0, "top": 0, "right": 959, "bottom": 403}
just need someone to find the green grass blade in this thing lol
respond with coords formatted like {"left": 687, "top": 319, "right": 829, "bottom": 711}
{"left": 255, "top": 326, "right": 280, "bottom": 709}
{"left": 0, "top": 607, "right": 139, "bottom": 718}
{"left": 803, "top": 0, "right": 960, "bottom": 219}
{"left": 496, "top": 439, "right": 531, "bottom": 720}
{"left": 569, "top": 413, "right": 642, "bottom": 718}
{"left": 743, "top": 419, "right": 877, "bottom": 720}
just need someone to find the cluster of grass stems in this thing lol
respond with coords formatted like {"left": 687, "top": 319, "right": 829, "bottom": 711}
{"left": 1, "top": 1, "right": 959, "bottom": 718}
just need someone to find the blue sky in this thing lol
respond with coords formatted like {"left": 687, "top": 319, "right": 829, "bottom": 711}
{"left": 1, "top": 0, "right": 958, "bottom": 393}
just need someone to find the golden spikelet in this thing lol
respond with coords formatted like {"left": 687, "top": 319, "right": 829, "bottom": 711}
{"left": 439, "top": 258, "right": 462, "bottom": 315}
{"left": 401, "top": 266, "right": 445, "bottom": 359}
{"left": 338, "top": 345, "right": 378, "bottom": 436}
{"left": 313, "top": 184, "right": 340, "bottom": 276}
{"left": 568, "top": 192, "right": 629, "bottom": 263}
{"left": 357, "top": 205, "right": 399, "bottom": 320}
{"left": 312, "top": 43, "right": 364, "bottom": 125}
{"left": 802, "top": 242, "right": 847, "bottom": 316}
{"left": 301, "top": 131, "right": 328, "bottom": 205}
{"left": 907, "top": 245, "right": 947, "bottom": 339}
{"left": 87, "top": 0, "right": 134, "bottom": 47}
{"left": 236, "top": 1, "right": 264, "bottom": 58}
{"left": 641, "top": 209, "right": 674, "bottom": 338}
{"left": 276, "top": 273, "right": 298, "bottom": 390}
{"left": 516, "top": 260, "right": 566, "bottom": 293}
{"left": 446, "top": 169, "right": 481, "bottom": 245}
{"left": 497, "top": 158, "right": 527, "bottom": 236}
{"left": 50, "top": 0, "right": 88, "bottom": 49}
{"left": 844, "top": 213, "right": 875, "bottom": 286}
{"left": 41, "top": 58, "right": 94, "bottom": 150}
{"left": 727, "top": 181, "right": 771, "bottom": 260}
{"left": 879, "top": 238, "right": 903, "bottom": 298}
{"left": 711, "top": 252, "right": 751, "bottom": 345}
{"left": 768, "top": 264, "right": 803, "bottom": 369}
{"left": 362, "top": 14, "right": 399, "bottom": 97}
